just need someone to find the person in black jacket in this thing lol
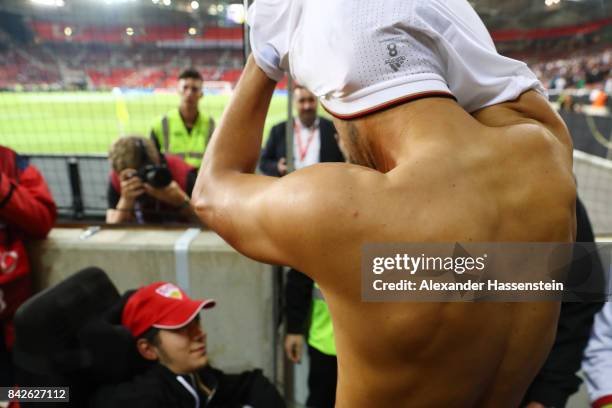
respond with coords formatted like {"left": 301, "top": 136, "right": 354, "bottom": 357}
{"left": 259, "top": 85, "right": 345, "bottom": 177}
{"left": 259, "top": 86, "right": 344, "bottom": 407}
{"left": 523, "top": 196, "right": 605, "bottom": 408}
{"left": 91, "top": 281, "right": 285, "bottom": 408}
{"left": 285, "top": 269, "right": 337, "bottom": 408}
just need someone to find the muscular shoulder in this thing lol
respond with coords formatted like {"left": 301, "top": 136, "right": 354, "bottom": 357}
{"left": 472, "top": 94, "right": 576, "bottom": 241}
{"left": 265, "top": 163, "right": 387, "bottom": 262}
{"left": 473, "top": 90, "right": 571, "bottom": 151}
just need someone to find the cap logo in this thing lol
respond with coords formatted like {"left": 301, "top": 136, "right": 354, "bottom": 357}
{"left": 155, "top": 283, "right": 183, "bottom": 300}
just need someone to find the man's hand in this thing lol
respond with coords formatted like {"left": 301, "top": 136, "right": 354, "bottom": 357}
{"left": 119, "top": 169, "right": 144, "bottom": 203}
{"left": 284, "top": 334, "right": 304, "bottom": 363}
{"left": 143, "top": 181, "right": 189, "bottom": 208}
{"left": 277, "top": 158, "right": 288, "bottom": 176}
{"left": 246, "top": 0, "right": 294, "bottom": 81}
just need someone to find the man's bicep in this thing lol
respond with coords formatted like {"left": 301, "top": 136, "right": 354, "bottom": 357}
{"left": 196, "top": 163, "right": 376, "bottom": 268}
{"left": 195, "top": 173, "right": 292, "bottom": 265}
{"left": 197, "top": 169, "right": 335, "bottom": 267}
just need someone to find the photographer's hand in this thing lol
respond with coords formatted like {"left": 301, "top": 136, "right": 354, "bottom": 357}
{"left": 144, "top": 181, "right": 201, "bottom": 224}
{"left": 119, "top": 169, "right": 145, "bottom": 202}
{"left": 106, "top": 169, "right": 144, "bottom": 224}
{"left": 143, "top": 181, "right": 187, "bottom": 207}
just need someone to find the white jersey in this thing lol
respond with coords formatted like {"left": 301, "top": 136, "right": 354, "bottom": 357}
{"left": 248, "top": 0, "right": 545, "bottom": 118}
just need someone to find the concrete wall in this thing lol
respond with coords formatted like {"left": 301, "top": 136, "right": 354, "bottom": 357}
{"left": 27, "top": 227, "right": 276, "bottom": 378}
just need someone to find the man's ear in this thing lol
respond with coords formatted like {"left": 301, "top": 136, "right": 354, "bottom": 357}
{"left": 136, "top": 338, "right": 159, "bottom": 361}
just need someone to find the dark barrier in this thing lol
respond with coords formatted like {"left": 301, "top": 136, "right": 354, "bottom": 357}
{"left": 559, "top": 111, "right": 612, "bottom": 159}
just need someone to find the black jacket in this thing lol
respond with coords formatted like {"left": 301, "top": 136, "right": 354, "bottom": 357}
{"left": 285, "top": 268, "right": 314, "bottom": 335}
{"left": 259, "top": 118, "right": 344, "bottom": 177}
{"left": 523, "top": 197, "right": 605, "bottom": 407}
{"left": 91, "top": 364, "right": 285, "bottom": 408}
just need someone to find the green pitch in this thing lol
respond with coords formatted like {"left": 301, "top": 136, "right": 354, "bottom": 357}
{"left": 0, "top": 91, "right": 295, "bottom": 154}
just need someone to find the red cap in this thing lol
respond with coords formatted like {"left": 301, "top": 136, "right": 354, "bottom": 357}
{"left": 122, "top": 282, "right": 215, "bottom": 337}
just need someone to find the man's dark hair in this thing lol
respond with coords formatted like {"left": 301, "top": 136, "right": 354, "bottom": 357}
{"left": 139, "top": 327, "right": 161, "bottom": 347}
{"left": 178, "top": 68, "right": 203, "bottom": 82}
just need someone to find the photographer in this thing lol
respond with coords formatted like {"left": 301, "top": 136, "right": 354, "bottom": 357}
{"left": 106, "top": 136, "right": 199, "bottom": 225}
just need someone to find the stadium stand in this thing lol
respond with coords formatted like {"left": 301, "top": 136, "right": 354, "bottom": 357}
{"left": 0, "top": 3, "right": 610, "bottom": 229}
{"left": 0, "top": 41, "right": 242, "bottom": 90}
{"left": 29, "top": 21, "right": 244, "bottom": 46}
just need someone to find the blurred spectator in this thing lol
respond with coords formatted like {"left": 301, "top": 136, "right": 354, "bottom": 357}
{"left": 91, "top": 282, "right": 285, "bottom": 408}
{"left": 558, "top": 92, "right": 576, "bottom": 112}
{"left": 258, "top": 85, "right": 343, "bottom": 408}
{"left": 530, "top": 47, "right": 612, "bottom": 92}
{"left": 150, "top": 69, "right": 215, "bottom": 168}
{"left": 604, "top": 74, "right": 612, "bottom": 95}
{"left": 106, "top": 136, "right": 199, "bottom": 225}
{"left": 0, "top": 145, "right": 56, "bottom": 387}
{"left": 591, "top": 87, "right": 609, "bottom": 108}
{"left": 259, "top": 85, "right": 344, "bottom": 176}
{"left": 583, "top": 302, "right": 612, "bottom": 408}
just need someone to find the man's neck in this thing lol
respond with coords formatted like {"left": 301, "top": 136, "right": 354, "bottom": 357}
{"left": 352, "top": 97, "right": 473, "bottom": 172}
{"left": 180, "top": 105, "right": 199, "bottom": 125}
{"left": 297, "top": 116, "right": 316, "bottom": 128}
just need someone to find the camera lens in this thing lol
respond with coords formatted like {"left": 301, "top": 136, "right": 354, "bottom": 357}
{"left": 138, "top": 165, "right": 172, "bottom": 188}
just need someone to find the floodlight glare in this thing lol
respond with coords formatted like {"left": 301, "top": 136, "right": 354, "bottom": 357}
{"left": 152, "top": 0, "right": 159, "bottom": 3}
{"left": 188, "top": 27, "right": 197, "bottom": 35}
{"left": 162, "top": 0, "right": 171, "bottom": 5}
{"left": 126, "top": 27, "right": 135, "bottom": 36}
{"left": 208, "top": 4, "right": 218, "bottom": 15}
{"left": 217, "top": 4, "right": 224, "bottom": 12}
{"left": 191, "top": 1, "right": 199, "bottom": 10}
{"left": 64, "top": 26, "right": 72, "bottom": 36}
{"left": 227, "top": 4, "right": 245, "bottom": 24}
{"left": 31, "top": 0, "right": 65, "bottom": 6}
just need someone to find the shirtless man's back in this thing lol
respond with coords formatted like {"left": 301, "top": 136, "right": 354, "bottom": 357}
{"left": 193, "top": 59, "right": 575, "bottom": 406}
{"left": 193, "top": 0, "right": 576, "bottom": 405}
{"left": 317, "top": 92, "right": 574, "bottom": 407}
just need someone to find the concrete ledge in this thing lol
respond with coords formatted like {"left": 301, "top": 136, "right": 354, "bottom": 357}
{"left": 27, "top": 227, "right": 275, "bottom": 377}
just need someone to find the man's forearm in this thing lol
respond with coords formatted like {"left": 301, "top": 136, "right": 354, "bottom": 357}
{"left": 200, "top": 56, "right": 277, "bottom": 176}
{"left": 106, "top": 197, "right": 135, "bottom": 224}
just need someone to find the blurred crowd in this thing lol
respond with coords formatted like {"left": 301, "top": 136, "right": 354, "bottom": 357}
{"left": 0, "top": 40, "right": 243, "bottom": 90}
{"left": 531, "top": 47, "right": 612, "bottom": 93}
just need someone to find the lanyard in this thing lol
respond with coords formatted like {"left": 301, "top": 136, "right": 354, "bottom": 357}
{"left": 294, "top": 120, "right": 318, "bottom": 162}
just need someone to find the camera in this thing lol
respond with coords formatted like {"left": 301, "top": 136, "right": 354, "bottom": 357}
{"left": 135, "top": 164, "right": 172, "bottom": 189}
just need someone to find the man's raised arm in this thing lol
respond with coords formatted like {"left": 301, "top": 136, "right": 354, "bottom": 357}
{"left": 192, "top": 57, "right": 311, "bottom": 267}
